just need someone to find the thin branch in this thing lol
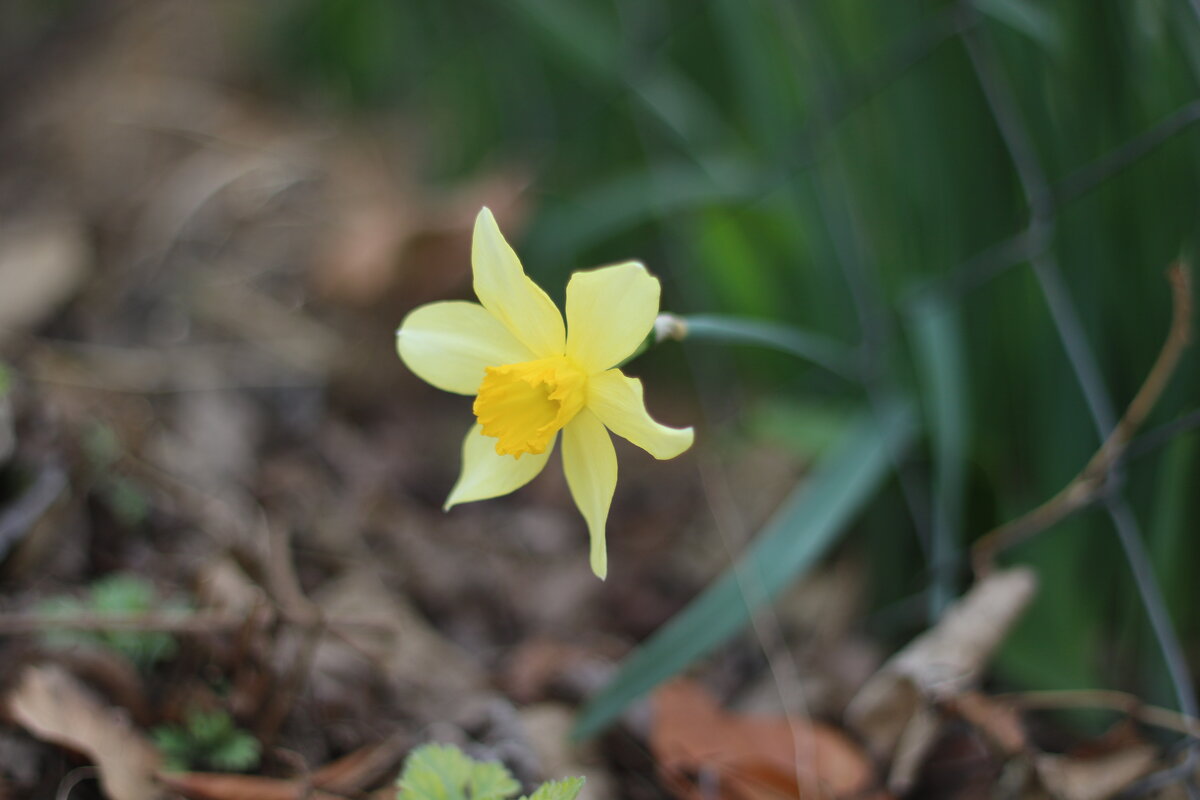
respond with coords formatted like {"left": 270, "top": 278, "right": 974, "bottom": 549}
{"left": 0, "top": 610, "right": 395, "bottom": 636}
{"left": 963, "top": 15, "right": 1199, "bottom": 745}
{"left": 256, "top": 522, "right": 328, "bottom": 747}
{"left": 972, "top": 264, "right": 1192, "bottom": 571}
{"left": 1003, "top": 690, "right": 1200, "bottom": 739}
{"left": 1092, "top": 265, "right": 1194, "bottom": 466}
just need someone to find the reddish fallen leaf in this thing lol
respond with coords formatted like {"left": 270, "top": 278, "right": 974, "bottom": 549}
{"left": 310, "top": 732, "right": 410, "bottom": 794}
{"left": 650, "top": 679, "right": 879, "bottom": 800}
{"left": 160, "top": 772, "right": 347, "bottom": 800}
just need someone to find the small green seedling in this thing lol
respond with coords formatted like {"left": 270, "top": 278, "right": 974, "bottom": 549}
{"left": 82, "top": 421, "right": 150, "bottom": 527}
{"left": 397, "top": 744, "right": 584, "bottom": 800}
{"left": 152, "top": 709, "right": 262, "bottom": 773}
{"left": 39, "top": 573, "right": 187, "bottom": 669}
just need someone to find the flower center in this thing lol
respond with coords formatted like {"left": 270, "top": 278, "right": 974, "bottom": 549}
{"left": 473, "top": 356, "right": 587, "bottom": 458}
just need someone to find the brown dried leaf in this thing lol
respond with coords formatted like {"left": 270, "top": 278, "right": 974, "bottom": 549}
{"left": 846, "top": 567, "right": 1037, "bottom": 759}
{"left": 308, "top": 570, "right": 486, "bottom": 723}
{"left": 6, "top": 665, "right": 160, "bottom": 800}
{"left": 650, "top": 679, "right": 876, "bottom": 800}
{"left": 885, "top": 702, "right": 941, "bottom": 795}
{"left": 0, "top": 213, "right": 90, "bottom": 338}
{"left": 1034, "top": 745, "right": 1158, "bottom": 800}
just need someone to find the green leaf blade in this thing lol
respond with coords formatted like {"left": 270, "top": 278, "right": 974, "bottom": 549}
{"left": 909, "top": 297, "right": 969, "bottom": 618}
{"left": 972, "top": 0, "right": 1064, "bottom": 52}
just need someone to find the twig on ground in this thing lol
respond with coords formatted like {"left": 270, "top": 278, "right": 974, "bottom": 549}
{"left": 254, "top": 522, "right": 326, "bottom": 748}
{"left": 1003, "top": 690, "right": 1200, "bottom": 740}
{"left": 0, "top": 610, "right": 395, "bottom": 636}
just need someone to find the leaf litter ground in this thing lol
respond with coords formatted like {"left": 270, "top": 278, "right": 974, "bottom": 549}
{"left": 0, "top": 4, "right": 1193, "bottom": 800}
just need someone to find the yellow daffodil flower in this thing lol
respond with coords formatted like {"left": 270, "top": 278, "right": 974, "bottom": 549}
{"left": 396, "top": 208, "right": 694, "bottom": 579}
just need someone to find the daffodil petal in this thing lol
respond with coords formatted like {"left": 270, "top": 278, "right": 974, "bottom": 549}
{"left": 562, "top": 409, "right": 617, "bottom": 580}
{"left": 396, "top": 301, "right": 535, "bottom": 395}
{"left": 565, "top": 262, "right": 660, "bottom": 372}
{"left": 445, "top": 423, "right": 554, "bottom": 509}
{"left": 472, "top": 208, "right": 566, "bottom": 357}
{"left": 587, "top": 369, "right": 694, "bottom": 460}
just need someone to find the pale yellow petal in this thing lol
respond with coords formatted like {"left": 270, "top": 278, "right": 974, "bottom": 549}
{"left": 587, "top": 369, "right": 694, "bottom": 460}
{"left": 472, "top": 207, "right": 565, "bottom": 357}
{"left": 396, "top": 301, "right": 535, "bottom": 395}
{"left": 562, "top": 409, "right": 617, "bottom": 580}
{"left": 565, "top": 262, "right": 660, "bottom": 372}
{"left": 445, "top": 423, "right": 553, "bottom": 509}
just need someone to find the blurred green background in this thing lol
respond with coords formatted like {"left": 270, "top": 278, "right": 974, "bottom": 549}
{"left": 259, "top": 0, "right": 1200, "bottom": 708}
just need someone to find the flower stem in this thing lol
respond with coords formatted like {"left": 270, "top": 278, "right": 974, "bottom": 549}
{"left": 658, "top": 313, "right": 862, "bottom": 380}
